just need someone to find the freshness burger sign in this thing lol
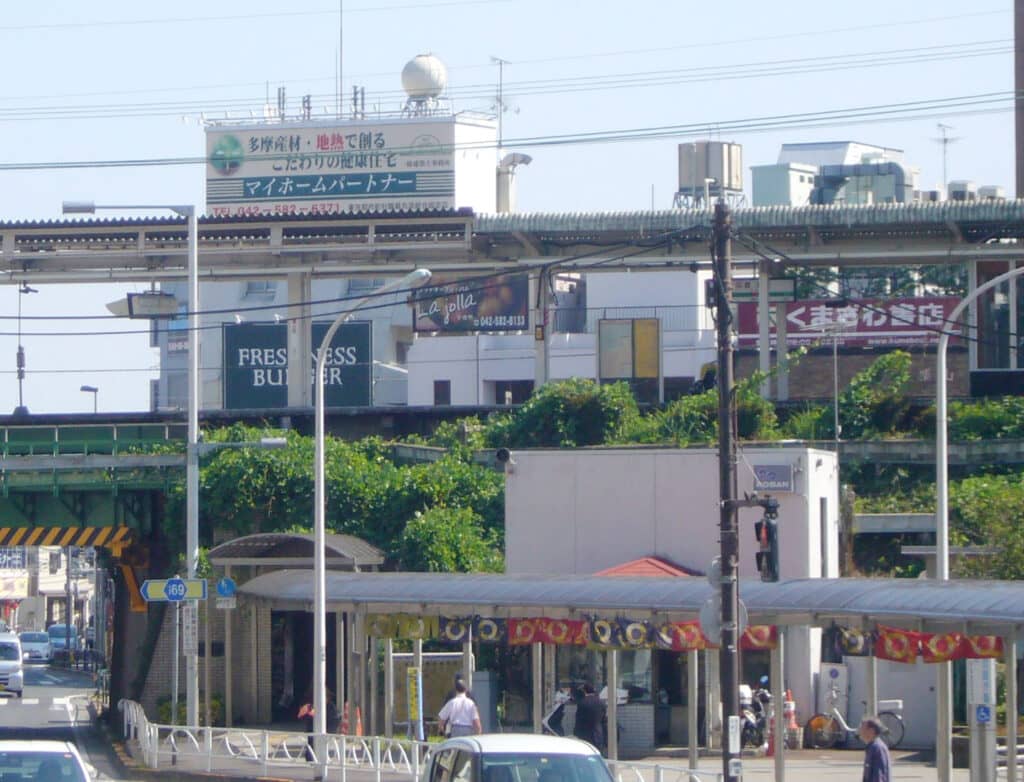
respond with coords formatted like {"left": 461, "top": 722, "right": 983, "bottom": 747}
{"left": 223, "top": 322, "right": 371, "bottom": 408}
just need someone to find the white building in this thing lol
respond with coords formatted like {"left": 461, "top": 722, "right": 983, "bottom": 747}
{"left": 406, "top": 269, "right": 716, "bottom": 406}
{"left": 503, "top": 445, "right": 839, "bottom": 747}
{"left": 752, "top": 141, "right": 919, "bottom": 206}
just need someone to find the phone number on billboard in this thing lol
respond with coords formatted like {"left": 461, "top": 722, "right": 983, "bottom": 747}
{"left": 476, "top": 315, "right": 527, "bottom": 328}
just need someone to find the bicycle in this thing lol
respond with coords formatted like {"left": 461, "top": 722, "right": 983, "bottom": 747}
{"left": 805, "top": 683, "right": 905, "bottom": 749}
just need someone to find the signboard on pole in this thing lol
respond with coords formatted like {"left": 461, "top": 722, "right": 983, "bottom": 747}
{"left": 223, "top": 321, "right": 372, "bottom": 408}
{"left": 140, "top": 578, "right": 207, "bottom": 602}
{"left": 407, "top": 666, "right": 424, "bottom": 741}
{"left": 182, "top": 604, "right": 198, "bottom": 656}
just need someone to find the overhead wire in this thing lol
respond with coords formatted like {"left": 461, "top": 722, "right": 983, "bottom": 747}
{"left": 0, "top": 40, "right": 1008, "bottom": 123}
{"left": 731, "top": 231, "right": 1019, "bottom": 354}
{"left": 0, "top": 90, "right": 1011, "bottom": 172}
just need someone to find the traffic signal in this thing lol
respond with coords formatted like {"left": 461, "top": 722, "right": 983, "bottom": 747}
{"left": 754, "top": 516, "right": 779, "bottom": 582}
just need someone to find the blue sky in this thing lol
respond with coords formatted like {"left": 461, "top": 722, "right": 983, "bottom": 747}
{"left": 0, "top": 0, "right": 1013, "bottom": 414}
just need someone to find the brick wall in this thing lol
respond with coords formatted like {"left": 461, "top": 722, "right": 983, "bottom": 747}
{"left": 736, "top": 348, "right": 970, "bottom": 400}
{"left": 140, "top": 578, "right": 229, "bottom": 722}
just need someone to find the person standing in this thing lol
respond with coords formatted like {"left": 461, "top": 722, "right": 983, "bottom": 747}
{"left": 858, "top": 717, "right": 891, "bottom": 782}
{"left": 572, "top": 682, "right": 605, "bottom": 749}
{"left": 438, "top": 680, "right": 481, "bottom": 737}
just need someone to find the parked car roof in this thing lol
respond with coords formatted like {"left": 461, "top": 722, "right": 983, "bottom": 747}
{"left": 433, "top": 734, "right": 601, "bottom": 755}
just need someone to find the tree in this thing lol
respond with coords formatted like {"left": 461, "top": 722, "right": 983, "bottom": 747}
{"left": 397, "top": 507, "right": 503, "bottom": 572}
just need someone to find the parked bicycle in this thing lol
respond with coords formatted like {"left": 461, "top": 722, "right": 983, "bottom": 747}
{"left": 806, "top": 683, "right": 905, "bottom": 749}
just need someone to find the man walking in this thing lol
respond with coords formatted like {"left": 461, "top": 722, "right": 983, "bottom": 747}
{"left": 572, "top": 682, "right": 605, "bottom": 750}
{"left": 438, "top": 679, "right": 481, "bottom": 737}
{"left": 858, "top": 716, "right": 891, "bottom": 782}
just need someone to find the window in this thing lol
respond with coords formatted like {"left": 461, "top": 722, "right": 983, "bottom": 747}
{"left": 434, "top": 380, "right": 451, "bottom": 406}
{"left": 48, "top": 552, "right": 61, "bottom": 575}
{"left": 242, "top": 280, "right": 277, "bottom": 300}
{"left": 348, "top": 278, "right": 385, "bottom": 293}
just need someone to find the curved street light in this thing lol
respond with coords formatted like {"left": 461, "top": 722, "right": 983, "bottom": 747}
{"left": 312, "top": 269, "right": 432, "bottom": 742}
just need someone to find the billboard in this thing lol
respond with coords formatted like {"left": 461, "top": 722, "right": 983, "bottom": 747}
{"left": 413, "top": 273, "right": 529, "bottom": 333}
{"left": 737, "top": 297, "right": 961, "bottom": 348}
{"left": 223, "top": 322, "right": 372, "bottom": 408}
{"left": 205, "top": 119, "right": 457, "bottom": 217}
{"left": 597, "top": 318, "right": 660, "bottom": 380}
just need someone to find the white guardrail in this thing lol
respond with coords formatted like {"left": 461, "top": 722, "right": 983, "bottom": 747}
{"left": 119, "top": 701, "right": 770, "bottom": 782}
{"left": 119, "top": 700, "right": 431, "bottom": 780}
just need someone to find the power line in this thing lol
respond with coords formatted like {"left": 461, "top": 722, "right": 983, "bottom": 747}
{"left": 0, "top": 90, "right": 1010, "bottom": 172}
{"left": 0, "top": 39, "right": 1007, "bottom": 123}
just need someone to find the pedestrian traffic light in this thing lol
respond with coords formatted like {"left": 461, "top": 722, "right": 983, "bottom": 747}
{"left": 754, "top": 515, "right": 779, "bottom": 582}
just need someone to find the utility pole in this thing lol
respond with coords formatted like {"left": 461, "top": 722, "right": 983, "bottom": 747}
{"left": 712, "top": 201, "right": 740, "bottom": 782}
{"left": 1016, "top": 0, "right": 1024, "bottom": 196}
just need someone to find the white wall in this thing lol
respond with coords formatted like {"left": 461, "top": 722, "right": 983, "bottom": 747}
{"left": 160, "top": 277, "right": 414, "bottom": 410}
{"left": 504, "top": 447, "right": 837, "bottom": 578}
{"left": 454, "top": 117, "right": 498, "bottom": 213}
{"left": 502, "top": 446, "right": 838, "bottom": 716}
{"left": 585, "top": 270, "right": 701, "bottom": 309}
{"left": 844, "top": 656, "right": 936, "bottom": 750}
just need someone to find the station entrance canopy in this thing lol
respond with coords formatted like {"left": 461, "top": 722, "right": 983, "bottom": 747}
{"left": 239, "top": 571, "right": 1024, "bottom": 636}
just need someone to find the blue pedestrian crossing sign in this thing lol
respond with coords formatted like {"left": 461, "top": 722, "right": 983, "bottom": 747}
{"left": 216, "top": 577, "right": 237, "bottom": 597}
{"left": 976, "top": 704, "right": 992, "bottom": 724}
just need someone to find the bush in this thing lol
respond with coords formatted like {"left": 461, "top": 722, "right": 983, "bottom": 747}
{"left": 485, "top": 379, "right": 641, "bottom": 448}
{"left": 157, "top": 693, "right": 224, "bottom": 726}
{"left": 838, "top": 351, "right": 912, "bottom": 439}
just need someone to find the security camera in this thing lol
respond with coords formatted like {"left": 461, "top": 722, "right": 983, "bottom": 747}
{"left": 495, "top": 448, "right": 512, "bottom": 464}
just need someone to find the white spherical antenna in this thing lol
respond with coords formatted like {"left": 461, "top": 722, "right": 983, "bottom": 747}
{"left": 401, "top": 53, "right": 448, "bottom": 100}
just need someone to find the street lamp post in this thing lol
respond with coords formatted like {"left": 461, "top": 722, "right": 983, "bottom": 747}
{"left": 62, "top": 200, "right": 199, "bottom": 726}
{"left": 80, "top": 385, "right": 99, "bottom": 413}
{"left": 312, "top": 268, "right": 431, "bottom": 743}
{"left": 935, "top": 264, "right": 1024, "bottom": 782}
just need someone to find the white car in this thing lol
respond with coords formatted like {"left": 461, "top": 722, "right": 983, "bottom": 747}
{"left": 0, "top": 634, "right": 24, "bottom": 697}
{"left": 18, "top": 632, "right": 51, "bottom": 664}
{"left": 422, "top": 734, "right": 613, "bottom": 782}
{"left": 0, "top": 740, "right": 91, "bottom": 782}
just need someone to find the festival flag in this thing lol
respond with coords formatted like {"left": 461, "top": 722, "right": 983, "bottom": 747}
{"left": 962, "top": 634, "right": 1004, "bottom": 659}
{"left": 439, "top": 617, "right": 473, "bottom": 644}
{"left": 653, "top": 621, "right": 707, "bottom": 652}
{"left": 919, "top": 631, "right": 965, "bottom": 663}
{"left": 741, "top": 625, "right": 778, "bottom": 651}
{"left": 472, "top": 617, "right": 507, "bottom": 644}
{"left": 509, "top": 618, "right": 539, "bottom": 645}
{"left": 874, "top": 625, "right": 921, "bottom": 663}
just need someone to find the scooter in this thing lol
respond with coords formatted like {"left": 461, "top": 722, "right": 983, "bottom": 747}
{"left": 739, "top": 676, "right": 773, "bottom": 748}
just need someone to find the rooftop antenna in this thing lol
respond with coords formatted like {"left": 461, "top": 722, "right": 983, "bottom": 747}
{"left": 491, "top": 56, "right": 510, "bottom": 156}
{"left": 932, "top": 123, "right": 960, "bottom": 198}
{"left": 338, "top": 0, "right": 344, "bottom": 120}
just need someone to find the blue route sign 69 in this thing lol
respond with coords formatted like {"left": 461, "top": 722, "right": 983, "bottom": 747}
{"left": 140, "top": 577, "right": 207, "bottom": 603}
{"left": 165, "top": 578, "right": 187, "bottom": 601}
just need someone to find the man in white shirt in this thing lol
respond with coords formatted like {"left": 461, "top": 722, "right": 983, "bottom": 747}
{"left": 438, "top": 680, "right": 482, "bottom": 737}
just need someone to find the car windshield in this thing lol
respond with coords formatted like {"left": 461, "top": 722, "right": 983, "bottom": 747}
{"left": 0, "top": 644, "right": 19, "bottom": 661}
{"left": 481, "top": 753, "right": 612, "bottom": 782}
{"left": 20, "top": 634, "right": 47, "bottom": 644}
{"left": 0, "top": 751, "right": 87, "bottom": 782}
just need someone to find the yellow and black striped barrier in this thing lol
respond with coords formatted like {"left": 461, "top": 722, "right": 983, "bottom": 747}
{"left": 0, "top": 525, "right": 134, "bottom": 551}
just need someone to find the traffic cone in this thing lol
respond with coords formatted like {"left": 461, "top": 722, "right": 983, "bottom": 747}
{"left": 355, "top": 705, "right": 363, "bottom": 736}
{"left": 341, "top": 701, "right": 351, "bottom": 735}
{"left": 766, "top": 717, "right": 775, "bottom": 757}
